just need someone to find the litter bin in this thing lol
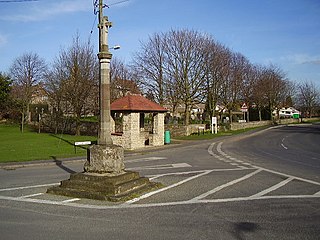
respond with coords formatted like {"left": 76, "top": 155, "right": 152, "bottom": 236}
{"left": 293, "top": 113, "right": 299, "bottom": 119}
{"left": 164, "top": 130, "right": 171, "bottom": 144}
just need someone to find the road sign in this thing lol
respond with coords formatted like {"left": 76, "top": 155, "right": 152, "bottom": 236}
{"left": 241, "top": 103, "right": 248, "bottom": 112}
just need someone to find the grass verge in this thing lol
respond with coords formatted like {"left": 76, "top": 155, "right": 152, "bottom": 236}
{"left": 175, "top": 126, "right": 266, "bottom": 141}
{"left": 0, "top": 124, "right": 97, "bottom": 163}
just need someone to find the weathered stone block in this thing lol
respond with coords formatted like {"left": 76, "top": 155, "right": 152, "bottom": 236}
{"left": 47, "top": 171, "right": 163, "bottom": 201}
{"left": 84, "top": 144, "right": 125, "bottom": 175}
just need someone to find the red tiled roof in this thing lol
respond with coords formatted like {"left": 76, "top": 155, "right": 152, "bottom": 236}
{"left": 111, "top": 94, "right": 167, "bottom": 112}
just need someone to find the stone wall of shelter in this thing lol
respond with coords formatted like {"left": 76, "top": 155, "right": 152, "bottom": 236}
{"left": 151, "top": 113, "right": 164, "bottom": 146}
{"left": 111, "top": 112, "right": 166, "bottom": 150}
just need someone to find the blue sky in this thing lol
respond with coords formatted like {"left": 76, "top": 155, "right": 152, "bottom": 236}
{"left": 0, "top": 0, "right": 319, "bottom": 86}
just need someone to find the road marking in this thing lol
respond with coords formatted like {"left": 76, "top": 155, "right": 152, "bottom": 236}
{"left": 281, "top": 137, "right": 289, "bottom": 150}
{"left": 313, "top": 190, "right": 320, "bottom": 196}
{"left": 123, "top": 170, "right": 213, "bottom": 205}
{"left": 127, "top": 163, "right": 191, "bottom": 171}
{"left": 1, "top": 193, "right": 319, "bottom": 210}
{"left": 209, "top": 142, "right": 254, "bottom": 169}
{"left": 125, "top": 157, "right": 167, "bottom": 163}
{"left": 191, "top": 168, "right": 263, "bottom": 201}
{"left": 230, "top": 163, "right": 238, "bottom": 166}
{"left": 147, "top": 168, "right": 255, "bottom": 180}
{"left": 19, "top": 193, "right": 44, "bottom": 199}
{"left": 250, "top": 177, "right": 294, "bottom": 198}
{"left": 62, "top": 198, "right": 80, "bottom": 203}
{"left": 0, "top": 183, "right": 59, "bottom": 192}
{"left": 258, "top": 167, "right": 320, "bottom": 186}
{"left": 207, "top": 142, "right": 215, "bottom": 156}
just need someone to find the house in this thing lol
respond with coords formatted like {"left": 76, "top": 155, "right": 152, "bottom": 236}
{"left": 273, "top": 107, "right": 301, "bottom": 118}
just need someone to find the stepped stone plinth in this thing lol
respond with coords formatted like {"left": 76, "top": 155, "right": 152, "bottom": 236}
{"left": 47, "top": 144, "right": 161, "bottom": 202}
{"left": 47, "top": 170, "right": 160, "bottom": 201}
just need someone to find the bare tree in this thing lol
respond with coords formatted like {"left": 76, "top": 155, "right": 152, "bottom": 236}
{"left": 132, "top": 28, "right": 295, "bottom": 126}
{"left": 297, "top": 81, "right": 319, "bottom": 117}
{"left": 164, "top": 29, "right": 209, "bottom": 125}
{"left": 260, "top": 65, "right": 288, "bottom": 121}
{"left": 10, "top": 52, "right": 47, "bottom": 132}
{"left": 132, "top": 33, "right": 167, "bottom": 105}
{"left": 204, "top": 40, "right": 229, "bottom": 121}
{"left": 239, "top": 61, "right": 258, "bottom": 122}
{"left": 251, "top": 65, "right": 267, "bottom": 121}
{"left": 45, "top": 69, "right": 65, "bottom": 134}
{"left": 46, "top": 35, "right": 98, "bottom": 135}
{"left": 229, "top": 52, "right": 250, "bottom": 121}
{"left": 110, "top": 57, "right": 140, "bottom": 102}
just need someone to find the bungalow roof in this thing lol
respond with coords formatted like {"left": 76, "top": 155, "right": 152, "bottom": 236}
{"left": 111, "top": 94, "right": 167, "bottom": 112}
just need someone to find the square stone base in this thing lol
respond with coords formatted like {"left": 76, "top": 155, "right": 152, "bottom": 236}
{"left": 84, "top": 144, "right": 125, "bottom": 175}
{"left": 47, "top": 171, "right": 162, "bottom": 202}
{"left": 47, "top": 144, "right": 162, "bottom": 201}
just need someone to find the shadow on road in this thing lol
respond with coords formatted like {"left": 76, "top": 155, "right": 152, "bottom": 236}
{"left": 51, "top": 156, "right": 76, "bottom": 174}
{"left": 232, "top": 222, "right": 260, "bottom": 240}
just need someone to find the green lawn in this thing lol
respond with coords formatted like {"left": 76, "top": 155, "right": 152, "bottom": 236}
{"left": 0, "top": 123, "right": 268, "bottom": 163}
{"left": 175, "top": 127, "right": 266, "bottom": 140}
{"left": 0, "top": 124, "right": 97, "bottom": 163}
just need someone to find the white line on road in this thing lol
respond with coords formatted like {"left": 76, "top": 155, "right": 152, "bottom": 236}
{"left": 127, "top": 163, "right": 191, "bottom": 171}
{"left": 191, "top": 168, "right": 263, "bottom": 201}
{"left": 123, "top": 170, "right": 214, "bottom": 205}
{"left": 0, "top": 183, "right": 59, "bottom": 192}
{"left": 147, "top": 168, "right": 255, "bottom": 180}
{"left": 258, "top": 167, "right": 320, "bottom": 186}
{"left": 62, "top": 198, "right": 80, "bottom": 203}
{"left": 125, "top": 157, "right": 167, "bottom": 163}
{"left": 281, "top": 137, "right": 289, "bottom": 150}
{"left": 19, "top": 193, "right": 44, "bottom": 199}
{"left": 1, "top": 192, "right": 320, "bottom": 210}
{"left": 250, "top": 177, "right": 294, "bottom": 198}
{"left": 314, "top": 190, "right": 320, "bottom": 196}
{"left": 132, "top": 194, "right": 320, "bottom": 208}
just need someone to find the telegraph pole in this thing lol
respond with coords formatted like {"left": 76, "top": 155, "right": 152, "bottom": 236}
{"left": 97, "top": 0, "right": 113, "bottom": 145}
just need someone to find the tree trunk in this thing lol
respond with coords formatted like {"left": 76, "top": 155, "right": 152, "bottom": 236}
{"left": 21, "top": 111, "right": 24, "bottom": 133}
{"left": 184, "top": 104, "right": 190, "bottom": 125}
{"left": 259, "top": 109, "right": 262, "bottom": 121}
{"left": 75, "top": 115, "right": 81, "bottom": 136}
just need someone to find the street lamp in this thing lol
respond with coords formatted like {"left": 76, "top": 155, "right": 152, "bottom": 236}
{"left": 111, "top": 45, "right": 121, "bottom": 50}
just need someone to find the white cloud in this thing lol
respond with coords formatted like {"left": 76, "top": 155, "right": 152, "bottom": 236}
{"left": 0, "top": 0, "right": 91, "bottom": 22}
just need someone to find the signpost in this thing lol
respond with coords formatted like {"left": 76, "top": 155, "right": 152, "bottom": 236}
{"left": 211, "top": 117, "right": 218, "bottom": 134}
{"left": 241, "top": 103, "right": 248, "bottom": 122}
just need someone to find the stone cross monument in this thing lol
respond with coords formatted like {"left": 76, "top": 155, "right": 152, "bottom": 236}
{"left": 83, "top": 0, "right": 125, "bottom": 174}
{"left": 47, "top": 0, "right": 159, "bottom": 201}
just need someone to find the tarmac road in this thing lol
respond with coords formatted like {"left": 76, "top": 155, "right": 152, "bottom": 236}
{"left": 0, "top": 124, "right": 319, "bottom": 239}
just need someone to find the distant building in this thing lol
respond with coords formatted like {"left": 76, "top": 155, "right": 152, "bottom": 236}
{"left": 273, "top": 107, "right": 301, "bottom": 118}
{"left": 31, "top": 83, "right": 48, "bottom": 104}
